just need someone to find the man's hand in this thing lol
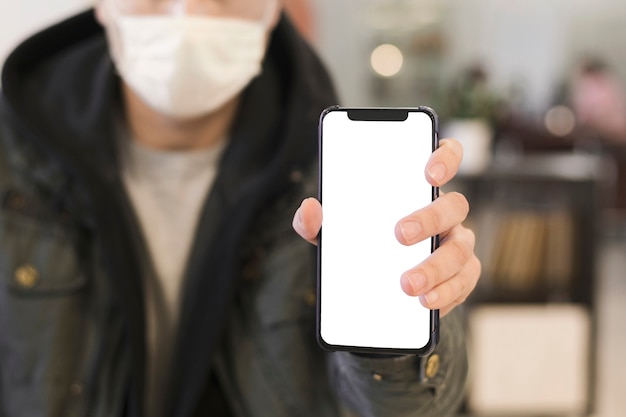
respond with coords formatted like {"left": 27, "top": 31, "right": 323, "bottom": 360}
{"left": 292, "top": 138, "right": 481, "bottom": 317}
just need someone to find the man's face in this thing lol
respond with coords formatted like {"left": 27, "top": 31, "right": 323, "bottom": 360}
{"left": 95, "top": 0, "right": 281, "bottom": 120}
{"left": 100, "top": 0, "right": 278, "bottom": 22}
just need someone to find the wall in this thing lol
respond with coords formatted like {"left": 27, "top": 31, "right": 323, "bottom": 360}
{"left": 313, "top": 0, "right": 626, "bottom": 115}
{"left": 0, "top": 0, "right": 93, "bottom": 66}
{"left": 4, "top": 0, "right": 626, "bottom": 114}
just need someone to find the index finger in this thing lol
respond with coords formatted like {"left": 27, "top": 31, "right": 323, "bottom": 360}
{"left": 425, "top": 138, "right": 463, "bottom": 187}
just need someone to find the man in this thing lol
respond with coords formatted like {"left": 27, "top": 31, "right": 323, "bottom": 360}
{"left": 0, "top": 0, "right": 480, "bottom": 416}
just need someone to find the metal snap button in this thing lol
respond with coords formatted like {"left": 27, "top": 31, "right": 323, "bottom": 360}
{"left": 425, "top": 353, "right": 440, "bottom": 379}
{"left": 14, "top": 264, "right": 39, "bottom": 289}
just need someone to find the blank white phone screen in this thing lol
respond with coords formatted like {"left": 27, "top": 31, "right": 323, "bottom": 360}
{"left": 320, "top": 110, "right": 434, "bottom": 350}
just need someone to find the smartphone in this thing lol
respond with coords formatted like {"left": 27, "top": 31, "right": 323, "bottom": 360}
{"left": 317, "top": 106, "right": 439, "bottom": 355}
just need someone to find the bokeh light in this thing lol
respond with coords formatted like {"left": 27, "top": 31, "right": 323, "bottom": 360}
{"left": 370, "top": 43, "right": 404, "bottom": 78}
{"left": 544, "top": 105, "right": 576, "bottom": 137}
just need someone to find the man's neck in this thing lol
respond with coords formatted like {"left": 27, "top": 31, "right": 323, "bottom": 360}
{"left": 122, "top": 84, "right": 239, "bottom": 151}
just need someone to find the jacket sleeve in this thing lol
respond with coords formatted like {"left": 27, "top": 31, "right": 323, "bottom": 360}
{"left": 327, "top": 308, "right": 468, "bottom": 417}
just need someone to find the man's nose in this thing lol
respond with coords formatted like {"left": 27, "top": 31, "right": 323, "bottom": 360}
{"left": 167, "top": 0, "right": 214, "bottom": 15}
{"left": 169, "top": 0, "right": 189, "bottom": 15}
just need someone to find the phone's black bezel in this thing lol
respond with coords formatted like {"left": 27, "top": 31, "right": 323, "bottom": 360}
{"left": 316, "top": 106, "right": 440, "bottom": 356}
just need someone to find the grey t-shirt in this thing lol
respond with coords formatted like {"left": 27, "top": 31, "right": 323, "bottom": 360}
{"left": 120, "top": 136, "right": 227, "bottom": 416}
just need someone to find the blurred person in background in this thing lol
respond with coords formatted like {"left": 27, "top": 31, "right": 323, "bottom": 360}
{"left": 570, "top": 57, "right": 626, "bottom": 144}
{"left": 0, "top": 0, "right": 480, "bottom": 416}
{"left": 568, "top": 56, "right": 626, "bottom": 213}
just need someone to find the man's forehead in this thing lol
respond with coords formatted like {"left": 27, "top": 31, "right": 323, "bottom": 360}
{"left": 109, "top": 0, "right": 274, "bottom": 17}
{"left": 115, "top": 0, "right": 267, "bottom": 6}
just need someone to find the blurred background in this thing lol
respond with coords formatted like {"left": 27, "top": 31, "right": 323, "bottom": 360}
{"left": 2, "top": 0, "right": 626, "bottom": 416}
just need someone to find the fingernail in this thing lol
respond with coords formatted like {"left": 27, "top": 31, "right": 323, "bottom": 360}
{"left": 400, "top": 221, "right": 421, "bottom": 242}
{"left": 428, "top": 163, "right": 446, "bottom": 183}
{"left": 421, "top": 290, "right": 439, "bottom": 307}
{"left": 401, "top": 272, "right": 426, "bottom": 295}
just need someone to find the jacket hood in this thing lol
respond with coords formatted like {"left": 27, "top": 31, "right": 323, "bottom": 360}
{"left": 1, "top": 9, "right": 338, "bottom": 189}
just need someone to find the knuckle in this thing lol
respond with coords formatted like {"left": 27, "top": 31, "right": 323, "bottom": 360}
{"left": 469, "top": 230, "right": 477, "bottom": 250}
{"left": 459, "top": 257, "right": 481, "bottom": 301}
{"left": 456, "top": 274, "right": 469, "bottom": 297}
{"left": 454, "top": 294, "right": 468, "bottom": 306}
{"left": 445, "top": 276, "right": 468, "bottom": 307}
{"left": 417, "top": 263, "right": 441, "bottom": 290}
{"left": 432, "top": 278, "right": 467, "bottom": 310}
{"left": 421, "top": 263, "right": 441, "bottom": 291}
{"left": 469, "top": 255, "right": 482, "bottom": 281}
{"left": 447, "top": 191, "right": 470, "bottom": 216}
{"left": 449, "top": 236, "right": 473, "bottom": 266}
{"left": 421, "top": 207, "right": 443, "bottom": 234}
{"left": 461, "top": 225, "right": 476, "bottom": 249}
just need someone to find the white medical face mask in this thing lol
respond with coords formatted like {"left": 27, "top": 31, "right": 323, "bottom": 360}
{"left": 102, "top": 1, "right": 277, "bottom": 119}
